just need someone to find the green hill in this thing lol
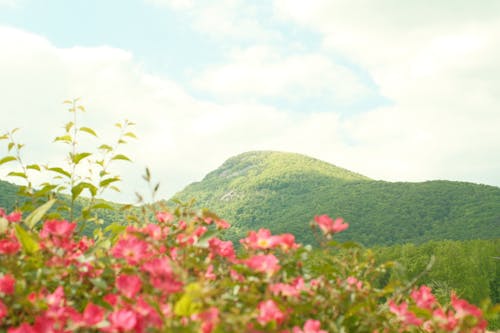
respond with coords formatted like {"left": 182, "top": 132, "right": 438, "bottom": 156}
{"left": 171, "top": 151, "right": 500, "bottom": 246}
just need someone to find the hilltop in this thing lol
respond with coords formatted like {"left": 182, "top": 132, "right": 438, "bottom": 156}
{"left": 171, "top": 151, "right": 500, "bottom": 246}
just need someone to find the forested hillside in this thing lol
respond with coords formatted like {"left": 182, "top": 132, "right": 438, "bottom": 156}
{"left": 171, "top": 151, "right": 500, "bottom": 246}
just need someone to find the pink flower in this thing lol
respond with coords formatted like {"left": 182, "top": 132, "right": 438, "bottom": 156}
{"left": 257, "top": 300, "right": 285, "bottom": 326}
{"left": 389, "top": 300, "right": 423, "bottom": 326}
{"left": 7, "top": 323, "right": 36, "bottom": 333}
{"left": 142, "top": 258, "right": 183, "bottom": 294}
{"left": 205, "top": 264, "right": 216, "bottom": 280}
{"left": 156, "top": 211, "right": 174, "bottom": 223}
{"left": 241, "top": 229, "right": 276, "bottom": 250}
{"left": 6, "top": 211, "right": 22, "bottom": 223}
{"left": 411, "top": 286, "right": 436, "bottom": 310}
{"left": 192, "top": 307, "right": 219, "bottom": 333}
{"left": 111, "top": 235, "right": 150, "bottom": 265}
{"left": 108, "top": 309, "right": 137, "bottom": 331}
{"left": 0, "top": 274, "right": 15, "bottom": 295}
{"left": 346, "top": 276, "right": 363, "bottom": 290}
{"left": 245, "top": 254, "right": 280, "bottom": 275}
{"left": 314, "top": 215, "right": 349, "bottom": 235}
{"left": 215, "top": 219, "right": 230, "bottom": 229}
{"left": 116, "top": 274, "right": 142, "bottom": 299}
{"left": 40, "top": 220, "right": 76, "bottom": 238}
{"left": 450, "top": 293, "right": 487, "bottom": 330}
{"left": 0, "top": 299, "right": 7, "bottom": 323}
{"left": 208, "top": 237, "right": 236, "bottom": 260}
{"left": 82, "top": 303, "right": 105, "bottom": 326}
{"left": 433, "top": 308, "right": 459, "bottom": 331}
{"left": 293, "top": 319, "right": 327, "bottom": 333}
{"left": 0, "top": 234, "right": 20, "bottom": 255}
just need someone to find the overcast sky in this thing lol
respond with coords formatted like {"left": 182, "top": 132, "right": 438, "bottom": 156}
{"left": 1, "top": 0, "right": 499, "bottom": 203}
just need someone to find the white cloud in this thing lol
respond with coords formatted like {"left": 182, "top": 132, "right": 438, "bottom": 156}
{"left": 272, "top": 0, "right": 500, "bottom": 186}
{"left": 193, "top": 45, "right": 373, "bottom": 104}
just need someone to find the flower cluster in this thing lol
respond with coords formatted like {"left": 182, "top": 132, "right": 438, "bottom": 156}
{"left": 0, "top": 206, "right": 493, "bottom": 332}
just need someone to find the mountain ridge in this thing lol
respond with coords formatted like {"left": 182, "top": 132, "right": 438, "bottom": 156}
{"left": 171, "top": 151, "right": 500, "bottom": 246}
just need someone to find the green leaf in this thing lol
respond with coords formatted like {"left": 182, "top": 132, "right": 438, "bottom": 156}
{"left": 0, "top": 156, "right": 16, "bottom": 165}
{"left": 54, "top": 135, "right": 72, "bottom": 143}
{"left": 8, "top": 171, "right": 27, "bottom": 179}
{"left": 65, "top": 121, "right": 74, "bottom": 132}
{"left": 7, "top": 142, "right": 14, "bottom": 151}
{"left": 124, "top": 132, "right": 137, "bottom": 139}
{"left": 24, "top": 199, "right": 56, "bottom": 229}
{"left": 98, "top": 144, "right": 113, "bottom": 152}
{"left": 72, "top": 182, "right": 98, "bottom": 200}
{"left": 77, "top": 105, "right": 86, "bottom": 112}
{"left": 80, "top": 127, "right": 97, "bottom": 137}
{"left": 14, "top": 224, "right": 40, "bottom": 254}
{"left": 174, "top": 283, "right": 202, "bottom": 316}
{"left": 71, "top": 152, "right": 92, "bottom": 164}
{"left": 111, "top": 154, "right": 131, "bottom": 162}
{"left": 99, "top": 177, "right": 120, "bottom": 187}
{"left": 26, "top": 164, "right": 41, "bottom": 171}
{"left": 47, "top": 167, "right": 71, "bottom": 178}
{"left": 63, "top": 100, "right": 73, "bottom": 104}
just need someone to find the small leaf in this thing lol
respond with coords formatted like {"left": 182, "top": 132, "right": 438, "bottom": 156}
{"left": 0, "top": 156, "right": 16, "bottom": 165}
{"left": 124, "top": 132, "right": 137, "bottom": 139}
{"left": 27, "top": 164, "right": 41, "bottom": 171}
{"left": 7, "top": 142, "right": 14, "bottom": 151}
{"left": 8, "top": 171, "right": 27, "bottom": 179}
{"left": 65, "top": 121, "right": 74, "bottom": 132}
{"left": 63, "top": 100, "right": 73, "bottom": 104}
{"left": 54, "top": 135, "right": 72, "bottom": 143}
{"left": 99, "top": 177, "right": 120, "bottom": 187}
{"left": 0, "top": 134, "right": 8, "bottom": 140}
{"left": 72, "top": 182, "right": 98, "bottom": 200}
{"left": 47, "top": 167, "right": 71, "bottom": 178}
{"left": 80, "top": 127, "right": 97, "bottom": 137}
{"left": 98, "top": 144, "right": 113, "bottom": 152}
{"left": 14, "top": 224, "right": 40, "bottom": 254}
{"left": 111, "top": 154, "right": 131, "bottom": 162}
{"left": 71, "top": 152, "right": 92, "bottom": 164}
{"left": 25, "top": 199, "right": 56, "bottom": 229}
{"left": 77, "top": 105, "right": 86, "bottom": 112}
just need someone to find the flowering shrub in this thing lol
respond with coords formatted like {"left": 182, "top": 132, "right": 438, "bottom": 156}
{"left": 0, "top": 203, "right": 494, "bottom": 332}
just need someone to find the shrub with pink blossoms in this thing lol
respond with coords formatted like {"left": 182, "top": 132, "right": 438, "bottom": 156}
{"left": 0, "top": 203, "right": 496, "bottom": 332}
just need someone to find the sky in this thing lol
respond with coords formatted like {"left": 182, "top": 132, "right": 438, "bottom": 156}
{"left": 1, "top": 0, "right": 499, "bottom": 203}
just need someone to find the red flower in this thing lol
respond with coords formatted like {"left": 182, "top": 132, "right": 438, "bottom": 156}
{"left": 389, "top": 300, "right": 423, "bottom": 326}
{"left": 82, "top": 303, "right": 105, "bottom": 326}
{"left": 155, "top": 211, "right": 174, "bottom": 223}
{"left": 6, "top": 211, "right": 22, "bottom": 223}
{"left": 0, "top": 274, "right": 15, "bottom": 295}
{"left": 0, "top": 234, "right": 20, "bottom": 255}
{"left": 116, "top": 274, "right": 142, "bottom": 299}
{"left": 257, "top": 300, "right": 285, "bottom": 326}
{"left": 0, "top": 299, "right": 7, "bottom": 324}
{"left": 40, "top": 220, "right": 76, "bottom": 238}
{"left": 108, "top": 309, "right": 137, "bottom": 331}
{"left": 208, "top": 237, "right": 236, "bottom": 260}
{"left": 7, "top": 323, "right": 36, "bottom": 333}
{"left": 192, "top": 307, "right": 219, "bottom": 333}
{"left": 411, "top": 286, "right": 436, "bottom": 310}
{"left": 245, "top": 254, "right": 280, "bottom": 275}
{"left": 314, "top": 215, "right": 349, "bottom": 235}
{"left": 293, "top": 319, "right": 327, "bottom": 333}
{"left": 111, "top": 235, "right": 150, "bottom": 265}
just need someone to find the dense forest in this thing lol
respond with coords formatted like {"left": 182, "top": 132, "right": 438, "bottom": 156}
{"left": 171, "top": 151, "right": 500, "bottom": 247}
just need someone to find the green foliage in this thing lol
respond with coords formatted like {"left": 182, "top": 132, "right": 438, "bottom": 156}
{"left": 171, "top": 151, "right": 500, "bottom": 246}
{"left": 0, "top": 99, "right": 137, "bottom": 235}
{"left": 374, "top": 239, "right": 500, "bottom": 305}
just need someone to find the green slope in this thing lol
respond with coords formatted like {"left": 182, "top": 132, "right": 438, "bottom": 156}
{"left": 171, "top": 151, "right": 500, "bottom": 246}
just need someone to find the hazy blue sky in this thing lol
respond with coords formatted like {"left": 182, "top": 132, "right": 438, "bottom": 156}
{"left": 1, "top": 0, "right": 499, "bottom": 202}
